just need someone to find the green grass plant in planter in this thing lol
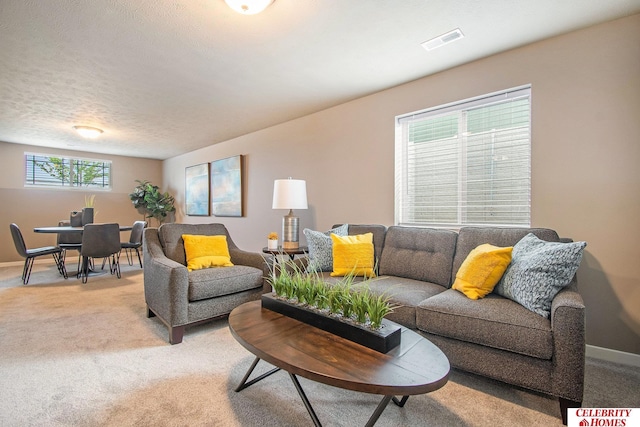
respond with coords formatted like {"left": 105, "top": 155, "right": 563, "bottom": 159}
{"left": 366, "top": 292, "right": 396, "bottom": 329}
{"left": 266, "top": 258, "right": 396, "bottom": 331}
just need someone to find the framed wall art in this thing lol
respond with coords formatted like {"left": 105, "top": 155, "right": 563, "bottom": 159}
{"left": 185, "top": 163, "right": 210, "bottom": 216}
{"left": 211, "top": 154, "right": 244, "bottom": 217}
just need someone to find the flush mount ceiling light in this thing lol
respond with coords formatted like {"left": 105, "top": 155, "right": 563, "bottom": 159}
{"left": 73, "top": 126, "right": 104, "bottom": 139}
{"left": 225, "top": 0, "right": 274, "bottom": 15}
{"left": 421, "top": 28, "right": 465, "bottom": 51}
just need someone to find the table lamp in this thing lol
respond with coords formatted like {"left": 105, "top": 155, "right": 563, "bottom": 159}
{"left": 272, "top": 178, "right": 307, "bottom": 249}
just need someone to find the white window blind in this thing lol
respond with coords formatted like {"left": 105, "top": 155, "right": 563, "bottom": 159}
{"left": 395, "top": 86, "right": 531, "bottom": 228}
{"left": 25, "top": 153, "right": 112, "bottom": 189}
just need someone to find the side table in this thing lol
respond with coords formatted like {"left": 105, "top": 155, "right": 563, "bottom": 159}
{"left": 262, "top": 246, "right": 308, "bottom": 261}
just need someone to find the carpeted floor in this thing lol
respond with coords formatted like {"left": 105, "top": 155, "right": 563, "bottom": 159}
{"left": 0, "top": 261, "right": 638, "bottom": 427}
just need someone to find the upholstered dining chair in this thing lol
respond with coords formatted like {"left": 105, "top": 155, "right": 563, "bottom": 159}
{"left": 10, "top": 223, "right": 66, "bottom": 284}
{"left": 79, "top": 223, "right": 121, "bottom": 284}
{"left": 57, "top": 220, "right": 83, "bottom": 275}
{"left": 121, "top": 221, "right": 146, "bottom": 268}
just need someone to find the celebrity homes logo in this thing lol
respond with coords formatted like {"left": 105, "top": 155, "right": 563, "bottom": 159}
{"left": 568, "top": 408, "right": 640, "bottom": 427}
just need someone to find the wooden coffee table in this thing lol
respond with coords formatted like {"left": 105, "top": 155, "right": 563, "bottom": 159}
{"left": 228, "top": 300, "right": 450, "bottom": 427}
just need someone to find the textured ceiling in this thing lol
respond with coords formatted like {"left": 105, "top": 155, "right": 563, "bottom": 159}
{"left": 1, "top": 0, "right": 639, "bottom": 160}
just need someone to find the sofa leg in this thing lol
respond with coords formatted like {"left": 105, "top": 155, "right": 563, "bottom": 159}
{"left": 559, "top": 398, "right": 581, "bottom": 425}
{"left": 169, "top": 326, "right": 185, "bottom": 345}
{"left": 146, "top": 306, "right": 156, "bottom": 318}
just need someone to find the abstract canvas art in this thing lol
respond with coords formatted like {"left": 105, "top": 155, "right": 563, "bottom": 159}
{"left": 185, "top": 163, "right": 210, "bottom": 216}
{"left": 211, "top": 155, "right": 243, "bottom": 217}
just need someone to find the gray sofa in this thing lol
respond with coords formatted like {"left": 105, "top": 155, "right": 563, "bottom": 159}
{"left": 308, "top": 224, "right": 585, "bottom": 424}
{"left": 143, "top": 223, "right": 270, "bottom": 344}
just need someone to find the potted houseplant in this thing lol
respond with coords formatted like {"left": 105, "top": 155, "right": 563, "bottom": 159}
{"left": 82, "top": 194, "right": 96, "bottom": 224}
{"left": 129, "top": 180, "right": 176, "bottom": 226}
{"left": 267, "top": 232, "right": 279, "bottom": 250}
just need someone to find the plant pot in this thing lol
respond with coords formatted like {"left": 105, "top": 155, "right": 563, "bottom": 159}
{"left": 82, "top": 207, "right": 94, "bottom": 225}
{"left": 261, "top": 293, "right": 401, "bottom": 353}
{"left": 267, "top": 239, "right": 278, "bottom": 250}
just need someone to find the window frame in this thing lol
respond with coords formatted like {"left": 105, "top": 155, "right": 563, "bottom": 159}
{"left": 394, "top": 85, "right": 532, "bottom": 229}
{"left": 24, "top": 152, "right": 113, "bottom": 191}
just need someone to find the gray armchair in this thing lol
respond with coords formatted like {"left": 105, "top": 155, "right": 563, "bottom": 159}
{"left": 143, "top": 223, "right": 271, "bottom": 344}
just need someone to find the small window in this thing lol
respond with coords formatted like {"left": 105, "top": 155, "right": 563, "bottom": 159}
{"left": 395, "top": 86, "right": 531, "bottom": 228}
{"left": 25, "top": 153, "right": 112, "bottom": 189}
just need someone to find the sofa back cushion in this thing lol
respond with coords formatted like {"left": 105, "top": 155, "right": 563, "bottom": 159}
{"left": 379, "top": 226, "right": 458, "bottom": 287}
{"left": 158, "top": 223, "right": 234, "bottom": 265}
{"left": 451, "top": 227, "right": 560, "bottom": 286}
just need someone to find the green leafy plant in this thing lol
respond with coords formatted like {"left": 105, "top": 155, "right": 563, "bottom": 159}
{"left": 129, "top": 180, "right": 176, "bottom": 225}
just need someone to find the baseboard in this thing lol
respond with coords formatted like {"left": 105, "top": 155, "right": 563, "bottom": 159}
{"left": 586, "top": 344, "right": 640, "bottom": 368}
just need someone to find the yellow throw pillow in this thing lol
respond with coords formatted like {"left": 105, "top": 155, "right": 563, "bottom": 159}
{"left": 330, "top": 233, "right": 375, "bottom": 277}
{"left": 452, "top": 244, "right": 513, "bottom": 300}
{"left": 182, "top": 234, "right": 234, "bottom": 271}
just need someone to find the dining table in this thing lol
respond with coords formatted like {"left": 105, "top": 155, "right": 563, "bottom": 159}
{"left": 34, "top": 224, "right": 134, "bottom": 279}
{"left": 34, "top": 225, "right": 133, "bottom": 234}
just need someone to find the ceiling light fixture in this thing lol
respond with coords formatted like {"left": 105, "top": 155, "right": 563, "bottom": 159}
{"left": 224, "top": 0, "right": 274, "bottom": 15}
{"left": 421, "top": 28, "right": 465, "bottom": 51}
{"left": 73, "top": 126, "right": 104, "bottom": 139}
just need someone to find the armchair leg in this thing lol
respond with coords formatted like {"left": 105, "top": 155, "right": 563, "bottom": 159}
{"left": 169, "top": 326, "right": 185, "bottom": 345}
{"left": 559, "top": 398, "right": 581, "bottom": 425}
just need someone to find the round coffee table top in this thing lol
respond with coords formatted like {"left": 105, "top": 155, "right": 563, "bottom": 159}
{"left": 229, "top": 300, "right": 450, "bottom": 396}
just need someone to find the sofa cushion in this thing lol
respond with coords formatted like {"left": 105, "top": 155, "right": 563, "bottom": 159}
{"left": 452, "top": 244, "right": 513, "bottom": 300}
{"left": 451, "top": 227, "right": 560, "bottom": 286}
{"left": 379, "top": 226, "right": 458, "bottom": 287}
{"left": 330, "top": 233, "right": 375, "bottom": 277}
{"left": 416, "top": 289, "right": 553, "bottom": 359}
{"left": 353, "top": 276, "right": 446, "bottom": 329}
{"left": 495, "top": 233, "right": 587, "bottom": 318}
{"left": 183, "top": 234, "right": 234, "bottom": 271}
{"left": 303, "top": 224, "right": 348, "bottom": 273}
{"left": 188, "top": 265, "right": 263, "bottom": 302}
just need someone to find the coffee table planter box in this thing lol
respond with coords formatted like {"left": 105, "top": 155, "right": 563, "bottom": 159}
{"left": 261, "top": 293, "right": 401, "bottom": 353}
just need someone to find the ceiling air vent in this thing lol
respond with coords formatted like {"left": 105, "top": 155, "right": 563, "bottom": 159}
{"left": 421, "top": 28, "right": 464, "bottom": 51}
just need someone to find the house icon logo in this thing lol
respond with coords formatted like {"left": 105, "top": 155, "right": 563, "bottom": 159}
{"left": 579, "top": 419, "right": 589, "bottom": 426}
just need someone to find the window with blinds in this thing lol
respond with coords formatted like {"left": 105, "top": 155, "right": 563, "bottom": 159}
{"left": 395, "top": 86, "right": 531, "bottom": 228}
{"left": 25, "top": 153, "right": 112, "bottom": 189}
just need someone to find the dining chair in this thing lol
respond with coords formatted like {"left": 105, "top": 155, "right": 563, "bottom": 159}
{"left": 57, "top": 220, "right": 83, "bottom": 276}
{"left": 119, "top": 220, "right": 147, "bottom": 268}
{"left": 79, "top": 223, "right": 121, "bottom": 284}
{"left": 10, "top": 223, "right": 66, "bottom": 284}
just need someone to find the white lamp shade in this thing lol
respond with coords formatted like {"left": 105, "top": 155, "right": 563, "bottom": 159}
{"left": 272, "top": 179, "right": 308, "bottom": 210}
{"left": 225, "top": 0, "right": 274, "bottom": 15}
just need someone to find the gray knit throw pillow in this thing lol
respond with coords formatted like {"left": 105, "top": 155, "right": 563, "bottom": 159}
{"left": 495, "top": 233, "right": 586, "bottom": 318}
{"left": 303, "top": 224, "right": 349, "bottom": 273}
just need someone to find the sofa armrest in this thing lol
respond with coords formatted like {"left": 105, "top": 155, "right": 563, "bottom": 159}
{"left": 143, "top": 228, "right": 190, "bottom": 325}
{"left": 550, "top": 285, "right": 585, "bottom": 402}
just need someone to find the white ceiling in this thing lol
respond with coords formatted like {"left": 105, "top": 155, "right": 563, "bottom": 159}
{"left": 1, "top": 0, "right": 639, "bottom": 160}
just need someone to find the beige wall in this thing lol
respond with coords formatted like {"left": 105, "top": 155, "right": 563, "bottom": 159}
{"left": 0, "top": 141, "right": 163, "bottom": 262}
{"left": 164, "top": 15, "right": 640, "bottom": 354}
